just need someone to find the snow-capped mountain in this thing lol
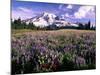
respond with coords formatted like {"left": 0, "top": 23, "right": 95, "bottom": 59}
{"left": 22, "top": 12, "right": 55, "bottom": 27}
{"left": 22, "top": 12, "right": 75, "bottom": 28}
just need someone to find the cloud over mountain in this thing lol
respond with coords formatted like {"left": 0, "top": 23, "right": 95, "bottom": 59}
{"left": 74, "top": 6, "right": 95, "bottom": 19}
{"left": 67, "top": 5, "right": 73, "bottom": 9}
{"left": 12, "top": 7, "right": 36, "bottom": 20}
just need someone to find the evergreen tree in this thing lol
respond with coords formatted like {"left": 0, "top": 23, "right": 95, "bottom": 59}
{"left": 28, "top": 22, "right": 36, "bottom": 30}
{"left": 87, "top": 20, "right": 91, "bottom": 29}
{"left": 78, "top": 23, "right": 84, "bottom": 29}
{"left": 12, "top": 17, "right": 22, "bottom": 29}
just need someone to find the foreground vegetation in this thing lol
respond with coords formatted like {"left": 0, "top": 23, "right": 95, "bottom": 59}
{"left": 11, "top": 29, "right": 96, "bottom": 74}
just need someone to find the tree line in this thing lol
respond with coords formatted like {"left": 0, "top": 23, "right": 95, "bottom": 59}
{"left": 77, "top": 21, "right": 95, "bottom": 30}
{"left": 11, "top": 18, "right": 37, "bottom": 30}
{"left": 11, "top": 18, "right": 95, "bottom": 30}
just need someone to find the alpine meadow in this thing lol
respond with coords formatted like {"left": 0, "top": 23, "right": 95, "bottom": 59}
{"left": 11, "top": 0, "right": 96, "bottom": 74}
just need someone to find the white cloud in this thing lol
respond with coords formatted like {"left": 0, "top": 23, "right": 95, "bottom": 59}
{"left": 59, "top": 4, "right": 73, "bottom": 11}
{"left": 64, "top": 13, "right": 74, "bottom": 19}
{"left": 65, "top": 13, "right": 70, "bottom": 17}
{"left": 67, "top": 5, "right": 73, "bottom": 9}
{"left": 18, "top": 7, "right": 33, "bottom": 12}
{"left": 58, "top": 5, "right": 63, "bottom": 10}
{"left": 74, "top": 6, "right": 95, "bottom": 19}
{"left": 12, "top": 7, "right": 35, "bottom": 20}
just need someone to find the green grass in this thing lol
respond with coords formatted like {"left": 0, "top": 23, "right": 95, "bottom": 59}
{"left": 12, "top": 29, "right": 95, "bottom": 36}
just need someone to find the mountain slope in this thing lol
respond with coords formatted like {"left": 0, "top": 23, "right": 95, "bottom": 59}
{"left": 22, "top": 12, "right": 78, "bottom": 28}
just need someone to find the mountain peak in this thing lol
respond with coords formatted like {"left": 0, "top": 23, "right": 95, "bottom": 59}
{"left": 22, "top": 12, "right": 78, "bottom": 28}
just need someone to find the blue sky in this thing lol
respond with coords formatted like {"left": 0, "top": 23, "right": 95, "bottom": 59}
{"left": 12, "top": 0, "right": 96, "bottom": 25}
